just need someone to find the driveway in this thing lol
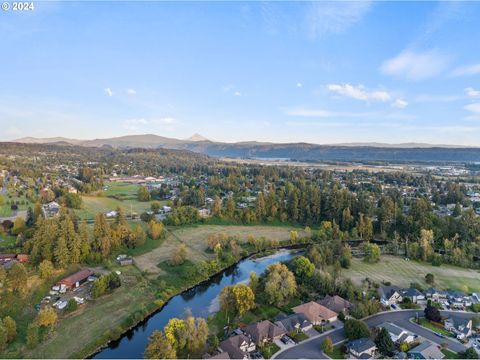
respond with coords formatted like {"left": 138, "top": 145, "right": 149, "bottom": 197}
{"left": 274, "top": 310, "right": 475, "bottom": 359}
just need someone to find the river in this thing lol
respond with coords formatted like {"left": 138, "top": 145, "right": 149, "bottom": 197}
{"left": 94, "top": 249, "right": 300, "bottom": 359}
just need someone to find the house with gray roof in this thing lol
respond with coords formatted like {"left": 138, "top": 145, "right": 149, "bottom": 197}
{"left": 274, "top": 313, "right": 312, "bottom": 333}
{"left": 376, "top": 322, "right": 415, "bottom": 344}
{"left": 346, "top": 338, "right": 377, "bottom": 359}
{"left": 377, "top": 286, "right": 403, "bottom": 306}
{"left": 444, "top": 315, "right": 472, "bottom": 340}
{"left": 408, "top": 341, "right": 444, "bottom": 359}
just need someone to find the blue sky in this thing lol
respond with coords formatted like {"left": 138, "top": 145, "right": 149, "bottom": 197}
{"left": 1, "top": 1, "right": 480, "bottom": 145}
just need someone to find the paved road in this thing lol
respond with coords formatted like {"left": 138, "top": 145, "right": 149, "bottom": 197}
{"left": 275, "top": 310, "right": 475, "bottom": 359}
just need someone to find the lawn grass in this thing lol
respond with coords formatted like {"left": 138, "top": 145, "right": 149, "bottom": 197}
{"left": 0, "top": 195, "right": 31, "bottom": 217}
{"left": 259, "top": 342, "right": 280, "bottom": 359}
{"left": 288, "top": 331, "right": 309, "bottom": 343}
{"left": 345, "top": 255, "right": 480, "bottom": 292}
{"left": 441, "top": 349, "right": 460, "bottom": 359}
{"left": 415, "top": 318, "right": 454, "bottom": 337}
{"left": 325, "top": 344, "right": 345, "bottom": 359}
{"left": 103, "top": 182, "right": 140, "bottom": 198}
{"left": 0, "top": 235, "right": 17, "bottom": 249}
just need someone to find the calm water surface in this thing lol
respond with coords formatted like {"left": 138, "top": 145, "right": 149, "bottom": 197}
{"left": 94, "top": 249, "right": 299, "bottom": 359}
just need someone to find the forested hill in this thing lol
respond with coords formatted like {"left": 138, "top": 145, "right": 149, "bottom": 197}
{"left": 179, "top": 142, "right": 480, "bottom": 163}
{"left": 11, "top": 135, "right": 480, "bottom": 163}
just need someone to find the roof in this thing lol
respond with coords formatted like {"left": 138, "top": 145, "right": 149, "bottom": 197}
{"left": 292, "top": 301, "right": 338, "bottom": 323}
{"left": 378, "top": 286, "right": 401, "bottom": 300}
{"left": 208, "top": 352, "right": 231, "bottom": 359}
{"left": 447, "top": 315, "right": 471, "bottom": 330}
{"left": 275, "top": 313, "right": 312, "bottom": 333}
{"left": 377, "top": 322, "right": 406, "bottom": 337}
{"left": 219, "top": 334, "right": 252, "bottom": 359}
{"left": 347, "top": 338, "right": 376, "bottom": 353}
{"left": 244, "top": 320, "right": 285, "bottom": 343}
{"left": 58, "top": 269, "right": 94, "bottom": 286}
{"left": 425, "top": 287, "right": 446, "bottom": 296}
{"left": 318, "top": 295, "right": 353, "bottom": 313}
{"left": 401, "top": 288, "right": 423, "bottom": 297}
{"left": 408, "top": 341, "right": 445, "bottom": 359}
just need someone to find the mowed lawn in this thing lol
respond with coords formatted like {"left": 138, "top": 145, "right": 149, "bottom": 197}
{"left": 27, "top": 266, "right": 156, "bottom": 359}
{"left": 134, "top": 224, "right": 306, "bottom": 276}
{"left": 345, "top": 255, "right": 480, "bottom": 292}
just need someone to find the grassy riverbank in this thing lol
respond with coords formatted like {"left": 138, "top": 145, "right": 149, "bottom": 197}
{"left": 20, "top": 225, "right": 309, "bottom": 358}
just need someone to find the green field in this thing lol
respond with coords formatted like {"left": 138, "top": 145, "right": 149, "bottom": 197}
{"left": 134, "top": 224, "right": 307, "bottom": 275}
{"left": 345, "top": 256, "right": 480, "bottom": 292}
{"left": 103, "top": 182, "right": 142, "bottom": 199}
{"left": 0, "top": 195, "right": 31, "bottom": 217}
{"left": 0, "top": 235, "right": 16, "bottom": 249}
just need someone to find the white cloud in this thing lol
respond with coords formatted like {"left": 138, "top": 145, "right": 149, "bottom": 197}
{"left": 104, "top": 88, "right": 113, "bottom": 97}
{"left": 465, "top": 103, "right": 480, "bottom": 114}
{"left": 307, "top": 1, "right": 372, "bottom": 37}
{"left": 234, "top": 91, "right": 242, "bottom": 97}
{"left": 296, "top": 82, "right": 303, "bottom": 88}
{"left": 465, "top": 87, "right": 480, "bottom": 98}
{"left": 451, "top": 64, "right": 480, "bottom": 77}
{"left": 380, "top": 49, "right": 449, "bottom": 81}
{"left": 392, "top": 99, "right": 408, "bottom": 109}
{"left": 127, "top": 89, "right": 136, "bottom": 95}
{"left": 327, "top": 83, "right": 392, "bottom": 102}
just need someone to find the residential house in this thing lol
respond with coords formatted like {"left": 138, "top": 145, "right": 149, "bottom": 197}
{"left": 378, "top": 286, "right": 403, "bottom": 306}
{"left": 243, "top": 320, "right": 285, "bottom": 345}
{"left": 408, "top": 341, "right": 445, "bottom": 359}
{"left": 401, "top": 288, "right": 426, "bottom": 304}
{"left": 444, "top": 315, "right": 473, "bottom": 340}
{"left": 275, "top": 313, "right": 313, "bottom": 333}
{"left": 292, "top": 301, "right": 338, "bottom": 325}
{"left": 318, "top": 295, "right": 354, "bottom": 315}
{"left": 346, "top": 338, "right": 377, "bottom": 359}
{"left": 424, "top": 288, "right": 447, "bottom": 301}
{"left": 219, "top": 334, "right": 255, "bottom": 360}
{"left": 376, "top": 322, "right": 415, "bottom": 344}
{"left": 446, "top": 290, "right": 469, "bottom": 308}
{"left": 42, "top": 201, "right": 60, "bottom": 218}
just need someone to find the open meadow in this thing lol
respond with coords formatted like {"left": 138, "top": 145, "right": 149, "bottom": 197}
{"left": 134, "top": 224, "right": 307, "bottom": 275}
{"left": 74, "top": 182, "right": 166, "bottom": 220}
{"left": 345, "top": 255, "right": 480, "bottom": 292}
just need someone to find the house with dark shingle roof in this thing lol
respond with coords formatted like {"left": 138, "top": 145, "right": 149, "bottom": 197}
{"left": 318, "top": 295, "right": 353, "bottom": 314}
{"left": 346, "top": 337, "right": 377, "bottom": 359}
{"left": 377, "top": 286, "right": 403, "bottom": 306}
{"left": 274, "top": 313, "right": 312, "bottom": 333}
{"left": 444, "top": 315, "right": 473, "bottom": 340}
{"left": 243, "top": 320, "right": 285, "bottom": 345}
{"left": 401, "top": 288, "right": 426, "bottom": 303}
{"left": 219, "top": 334, "right": 255, "bottom": 360}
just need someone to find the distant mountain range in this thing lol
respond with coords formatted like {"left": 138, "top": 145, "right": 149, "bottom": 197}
{"left": 12, "top": 134, "right": 480, "bottom": 163}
